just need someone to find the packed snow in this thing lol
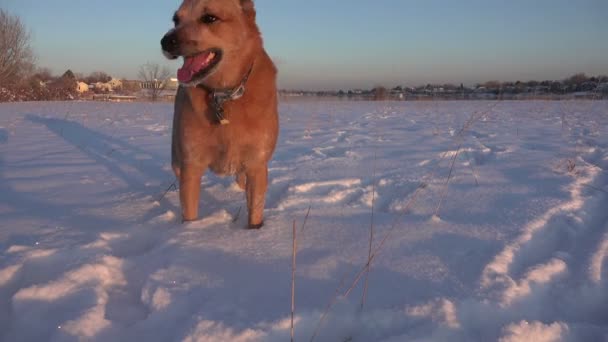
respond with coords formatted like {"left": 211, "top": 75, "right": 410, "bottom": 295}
{"left": 0, "top": 99, "right": 607, "bottom": 342}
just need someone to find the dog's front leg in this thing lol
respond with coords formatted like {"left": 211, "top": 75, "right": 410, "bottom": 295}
{"left": 180, "top": 164, "right": 204, "bottom": 222}
{"left": 245, "top": 165, "right": 268, "bottom": 229}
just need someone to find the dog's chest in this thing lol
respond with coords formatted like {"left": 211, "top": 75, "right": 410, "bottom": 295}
{"left": 176, "top": 87, "right": 276, "bottom": 175}
{"left": 208, "top": 142, "right": 242, "bottom": 175}
{"left": 207, "top": 129, "right": 256, "bottom": 175}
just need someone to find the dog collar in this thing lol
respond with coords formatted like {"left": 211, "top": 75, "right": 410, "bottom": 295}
{"left": 199, "top": 64, "right": 254, "bottom": 125}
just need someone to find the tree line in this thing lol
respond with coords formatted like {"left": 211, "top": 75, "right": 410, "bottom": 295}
{"left": 0, "top": 10, "right": 172, "bottom": 102}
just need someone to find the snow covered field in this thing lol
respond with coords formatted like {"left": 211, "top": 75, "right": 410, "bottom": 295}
{"left": 0, "top": 99, "right": 607, "bottom": 342}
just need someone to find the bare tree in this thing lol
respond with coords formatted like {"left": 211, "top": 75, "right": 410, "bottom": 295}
{"left": 565, "top": 73, "right": 588, "bottom": 85}
{"left": 32, "top": 67, "right": 53, "bottom": 83}
{"left": 84, "top": 71, "right": 112, "bottom": 84}
{"left": 138, "top": 62, "right": 171, "bottom": 101}
{"left": 120, "top": 79, "right": 142, "bottom": 95}
{"left": 0, "top": 10, "right": 35, "bottom": 88}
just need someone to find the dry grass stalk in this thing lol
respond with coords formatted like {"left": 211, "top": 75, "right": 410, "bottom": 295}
{"left": 300, "top": 205, "right": 312, "bottom": 232}
{"left": 361, "top": 151, "right": 377, "bottom": 310}
{"left": 434, "top": 142, "right": 463, "bottom": 218}
{"left": 158, "top": 178, "right": 178, "bottom": 202}
{"left": 291, "top": 220, "right": 297, "bottom": 342}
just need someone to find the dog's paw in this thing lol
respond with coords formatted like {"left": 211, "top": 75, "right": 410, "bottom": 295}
{"left": 248, "top": 221, "right": 264, "bottom": 230}
{"left": 182, "top": 217, "right": 198, "bottom": 224}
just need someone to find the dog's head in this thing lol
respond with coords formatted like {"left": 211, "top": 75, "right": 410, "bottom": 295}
{"left": 161, "top": 0, "right": 261, "bottom": 88}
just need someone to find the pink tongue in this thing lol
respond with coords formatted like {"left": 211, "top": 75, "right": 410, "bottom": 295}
{"left": 177, "top": 52, "right": 214, "bottom": 83}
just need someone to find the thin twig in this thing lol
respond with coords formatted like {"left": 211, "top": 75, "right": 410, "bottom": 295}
{"left": 434, "top": 142, "right": 463, "bottom": 218}
{"left": 158, "top": 178, "right": 178, "bottom": 202}
{"left": 309, "top": 270, "right": 351, "bottom": 342}
{"left": 344, "top": 183, "right": 425, "bottom": 298}
{"left": 463, "top": 150, "right": 480, "bottom": 186}
{"left": 583, "top": 184, "right": 608, "bottom": 195}
{"left": 361, "top": 150, "right": 377, "bottom": 310}
{"left": 290, "top": 208, "right": 310, "bottom": 342}
{"left": 300, "top": 205, "right": 312, "bottom": 232}
{"left": 291, "top": 220, "right": 298, "bottom": 342}
{"left": 232, "top": 206, "right": 242, "bottom": 223}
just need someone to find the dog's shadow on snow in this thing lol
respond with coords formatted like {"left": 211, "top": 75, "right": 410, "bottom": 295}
{"left": 24, "top": 115, "right": 180, "bottom": 223}
{"left": 27, "top": 115, "right": 168, "bottom": 190}
{"left": 0, "top": 152, "right": 124, "bottom": 242}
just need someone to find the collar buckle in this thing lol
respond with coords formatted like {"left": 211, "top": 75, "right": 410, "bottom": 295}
{"left": 211, "top": 94, "right": 231, "bottom": 125}
{"left": 206, "top": 64, "right": 254, "bottom": 126}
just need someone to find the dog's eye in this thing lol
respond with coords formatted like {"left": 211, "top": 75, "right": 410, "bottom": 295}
{"left": 200, "top": 14, "right": 219, "bottom": 24}
{"left": 173, "top": 14, "right": 180, "bottom": 26}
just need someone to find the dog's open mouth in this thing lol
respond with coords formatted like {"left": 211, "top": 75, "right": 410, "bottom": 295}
{"left": 177, "top": 49, "right": 222, "bottom": 84}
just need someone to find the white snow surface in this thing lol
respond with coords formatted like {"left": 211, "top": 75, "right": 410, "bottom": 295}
{"left": 1, "top": 99, "right": 607, "bottom": 341}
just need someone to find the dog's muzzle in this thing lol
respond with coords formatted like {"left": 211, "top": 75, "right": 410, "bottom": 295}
{"left": 161, "top": 32, "right": 179, "bottom": 59}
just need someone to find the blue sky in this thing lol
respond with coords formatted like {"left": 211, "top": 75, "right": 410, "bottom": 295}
{"left": 3, "top": 0, "right": 607, "bottom": 89}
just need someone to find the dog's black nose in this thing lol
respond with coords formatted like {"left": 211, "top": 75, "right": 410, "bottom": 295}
{"left": 161, "top": 32, "right": 179, "bottom": 56}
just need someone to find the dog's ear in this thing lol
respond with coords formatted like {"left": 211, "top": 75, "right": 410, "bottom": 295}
{"left": 240, "top": 0, "right": 256, "bottom": 20}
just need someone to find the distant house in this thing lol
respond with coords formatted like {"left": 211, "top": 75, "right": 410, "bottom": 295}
{"left": 166, "top": 78, "right": 179, "bottom": 90}
{"left": 140, "top": 78, "right": 179, "bottom": 91}
{"left": 93, "top": 94, "right": 137, "bottom": 102}
{"left": 503, "top": 86, "right": 516, "bottom": 94}
{"left": 90, "top": 78, "right": 123, "bottom": 93}
{"left": 76, "top": 82, "right": 89, "bottom": 93}
{"left": 570, "top": 91, "right": 595, "bottom": 99}
{"left": 92, "top": 82, "right": 112, "bottom": 92}
{"left": 108, "top": 78, "right": 123, "bottom": 90}
{"left": 597, "top": 83, "right": 608, "bottom": 94}
{"left": 533, "top": 86, "right": 550, "bottom": 94}
{"left": 120, "top": 80, "right": 142, "bottom": 94}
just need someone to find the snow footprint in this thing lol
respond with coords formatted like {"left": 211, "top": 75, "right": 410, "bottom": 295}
{"left": 277, "top": 178, "right": 362, "bottom": 210}
{"left": 313, "top": 146, "right": 358, "bottom": 160}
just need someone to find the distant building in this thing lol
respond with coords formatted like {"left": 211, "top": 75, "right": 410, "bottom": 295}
{"left": 76, "top": 82, "right": 89, "bottom": 93}
{"left": 89, "top": 78, "right": 123, "bottom": 93}
{"left": 91, "top": 82, "right": 112, "bottom": 92}
{"left": 140, "top": 78, "right": 179, "bottom": 91}
{"left": 107, "top": 78, "right": 123, "bottom": 90}
{"left": 120, "top": 80, "right": 141, "bottom": 94}
{"left": 166, "top": 78, "right": 179, "bottom": 90}
{"left": 92, "top": 94, "right": 137, "bottom": 102}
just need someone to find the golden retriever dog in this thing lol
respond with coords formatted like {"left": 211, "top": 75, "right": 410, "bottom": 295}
{"left": 161, "top": 0, "right": 278, "bottom": 228}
